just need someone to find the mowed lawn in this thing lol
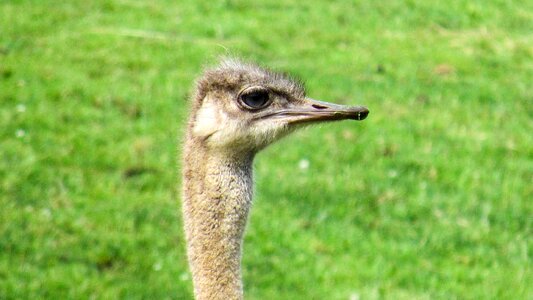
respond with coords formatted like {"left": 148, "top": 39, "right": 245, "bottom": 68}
{"left": 1, "top": 0, "right": 532, "bottom": 299}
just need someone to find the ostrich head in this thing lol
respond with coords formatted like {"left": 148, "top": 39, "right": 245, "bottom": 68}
{"left": 188, "top": 59, "right": 369, "bottom": 155}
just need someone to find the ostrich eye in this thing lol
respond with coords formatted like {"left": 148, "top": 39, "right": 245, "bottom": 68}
{"left": 240, "top": 89, "right": 270, "bottom": 110}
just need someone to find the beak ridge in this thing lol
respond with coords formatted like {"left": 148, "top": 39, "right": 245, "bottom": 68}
{"left": 304, "top": 98, "right": 369, "bottom": 121}
{"left": 252, "top": 97, "right": 369, "bottom": 124}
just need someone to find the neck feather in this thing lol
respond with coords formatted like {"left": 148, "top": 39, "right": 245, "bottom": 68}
{"left": 182, "top": 136, "right": 254, "bottom": 300}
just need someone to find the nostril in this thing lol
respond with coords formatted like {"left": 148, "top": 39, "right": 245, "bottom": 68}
{"left": 312, "top": 104, "right": 328, "bottom": 109}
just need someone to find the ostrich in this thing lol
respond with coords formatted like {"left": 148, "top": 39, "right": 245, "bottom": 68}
{"left": 182, "top": 59, "right": 369, "bottom": 299}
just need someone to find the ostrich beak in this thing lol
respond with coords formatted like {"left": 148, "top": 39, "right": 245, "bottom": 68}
{"left": 254, "top": 97, "right": 369, "bottom": 125}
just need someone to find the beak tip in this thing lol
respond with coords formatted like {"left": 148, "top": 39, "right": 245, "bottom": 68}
{"left": 354, "top": 107, "right": 369, "bottom": 121}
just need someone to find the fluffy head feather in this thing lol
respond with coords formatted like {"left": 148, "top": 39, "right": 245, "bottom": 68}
{"left": 193, "top": 59, "right": 305, "bottom": 108}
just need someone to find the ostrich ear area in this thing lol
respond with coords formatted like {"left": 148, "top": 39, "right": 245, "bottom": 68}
{"left": 192, "top": 101, "right": 225, "bottom": 139}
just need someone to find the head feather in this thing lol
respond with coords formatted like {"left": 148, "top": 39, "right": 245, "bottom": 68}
{"left": 193, "top": 58, "right": 305, "bottom": 107}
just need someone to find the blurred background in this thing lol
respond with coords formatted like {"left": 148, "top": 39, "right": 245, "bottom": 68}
{"left": 1, "top": 0, "right": 531, "bottom": 299}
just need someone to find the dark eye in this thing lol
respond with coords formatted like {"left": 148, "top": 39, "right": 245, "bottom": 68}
{"left": 240, "top": 89, "right": 270, "bottom": 110}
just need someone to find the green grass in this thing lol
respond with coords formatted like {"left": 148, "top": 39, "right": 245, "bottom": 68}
{"left": 1, "top": 0, "right": 532, "bottom": 299}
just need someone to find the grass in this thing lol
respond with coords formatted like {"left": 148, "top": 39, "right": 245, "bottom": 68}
{"left": 1, "top": 0, "right": 532, "bottom": 299}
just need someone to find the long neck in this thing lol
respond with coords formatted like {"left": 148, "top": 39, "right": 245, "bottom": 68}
{"left": 182, "top": 136, "right": 254, "bottom": 300}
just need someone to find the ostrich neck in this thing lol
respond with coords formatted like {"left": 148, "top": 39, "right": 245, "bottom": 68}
{"left": 182, "top": 137, "right": 254, "bottom": 300}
